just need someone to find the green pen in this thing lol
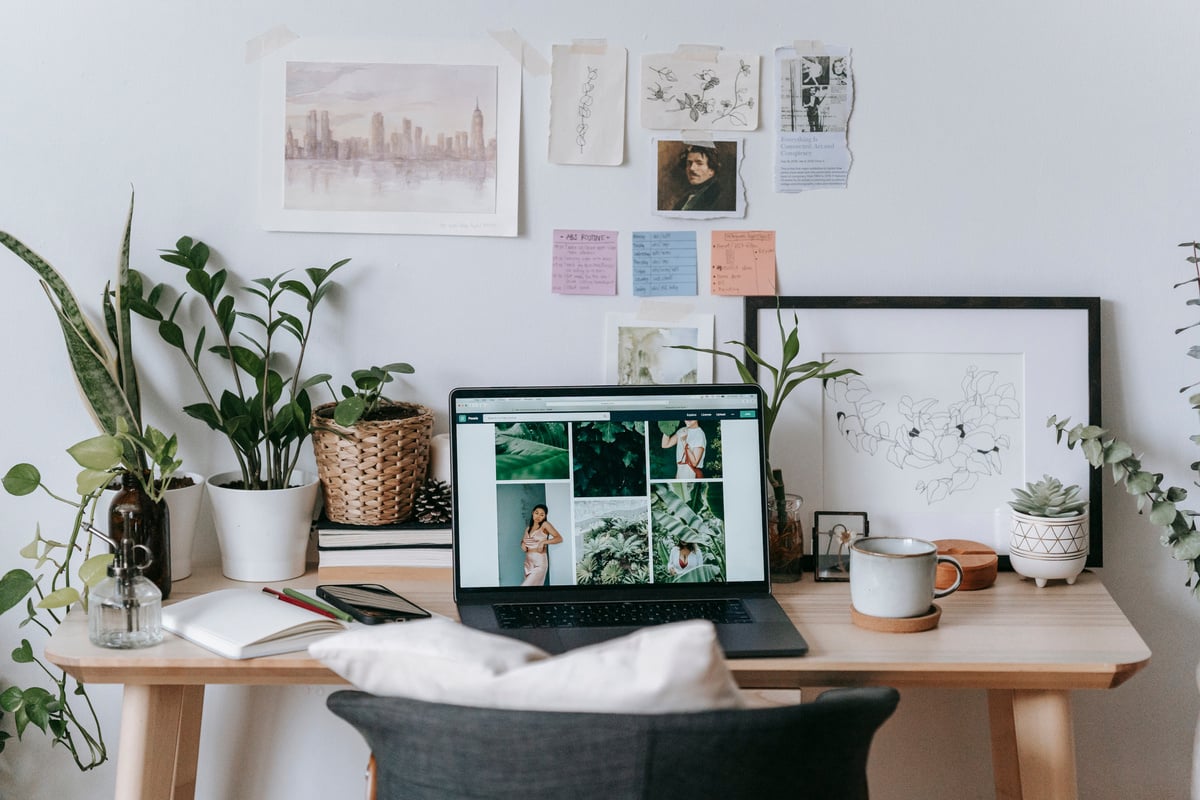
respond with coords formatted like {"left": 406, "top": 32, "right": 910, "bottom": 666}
{"left": 282, "top": 588, "right": 354, "bottom": 622}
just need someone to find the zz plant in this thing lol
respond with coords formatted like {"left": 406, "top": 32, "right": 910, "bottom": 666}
{"left": 132, "top": 237, "right": 348, "bottom": 490}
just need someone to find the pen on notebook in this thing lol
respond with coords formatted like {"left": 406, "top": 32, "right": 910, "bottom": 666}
{"left": 261, "top": 586, "right": 338, "bottom": 620}
{"left": 281, "top": 588, "right": 355, "bottom": 622}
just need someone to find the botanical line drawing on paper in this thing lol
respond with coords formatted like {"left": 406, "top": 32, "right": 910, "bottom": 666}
{"left": 576, "top": 66, "right": 598, "bottom": 152}
{"left": 283, "top": 61, "right": 498, "bottom": 214}
{"left": 646, "top": 60, "right": 755, "bottom": 126}
{"left": 825, "top": 364, "right": 1021, "bottom": 505}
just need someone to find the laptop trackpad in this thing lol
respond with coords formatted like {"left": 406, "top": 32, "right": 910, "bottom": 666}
{"left": 558, "top": 626, "right": 641, "bottom": 652}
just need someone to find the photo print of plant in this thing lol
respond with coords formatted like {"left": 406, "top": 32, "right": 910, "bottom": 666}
{"left": 574, "top": 498, "right": 651, "bottom": 584}
{"left": 495, "top": 422, "right": 569, "bottom": 481}
{"left": 572, "top": 420, "right": 647, "bottom": 497}
{"left": 651, "top": 419, "right": 723, "bottom": 480}
{"left": 651, "top": 482, "right": 726, "bottom": 583}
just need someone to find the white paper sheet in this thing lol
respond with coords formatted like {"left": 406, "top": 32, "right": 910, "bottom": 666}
{"left": 774, "top": 45, "right": 854, "bottom": 191}
{"left": 549, "top": 44, "right": 627, "bottom": 165}
{"left": 641, "top": 49, "right": 760, "bottom": 131}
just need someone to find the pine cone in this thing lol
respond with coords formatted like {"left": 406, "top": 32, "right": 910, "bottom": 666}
{"left": 413, "top": 478, "right": 453, "bottom": 525}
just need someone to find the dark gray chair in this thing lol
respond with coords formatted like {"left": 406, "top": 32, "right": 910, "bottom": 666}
{"left": 327, "top": 687, "right": 899, "bottom": 800}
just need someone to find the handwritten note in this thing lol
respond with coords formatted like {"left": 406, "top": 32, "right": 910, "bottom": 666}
{"left": 710, "top": 230, "right": 777, "bottom": 296}
{"left": 552, "top": 229, "right": 618, "bottom": 295}
{"left": 632, "top": 231, "right": 697, "bottom": 297}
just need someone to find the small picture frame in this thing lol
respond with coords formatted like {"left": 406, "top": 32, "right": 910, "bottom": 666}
{"left": 813, "top": 511, "right": 869, "bottom": 581}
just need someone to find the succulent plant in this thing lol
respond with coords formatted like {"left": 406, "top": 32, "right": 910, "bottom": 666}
{"left": 1009, "top": 474, "right": 1088, "bottom": 518}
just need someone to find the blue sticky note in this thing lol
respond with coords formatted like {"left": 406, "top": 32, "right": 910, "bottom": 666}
{"left": 632, "top": 231, "right": 698, "bottom": 297}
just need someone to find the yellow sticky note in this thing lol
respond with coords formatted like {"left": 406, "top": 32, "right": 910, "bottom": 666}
{"left": 711, "top": 231, "right": 777, "bottom": 296}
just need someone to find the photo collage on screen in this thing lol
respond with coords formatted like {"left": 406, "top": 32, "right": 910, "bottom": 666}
{"left": 492, "top": 417, "right": 728, "bottom": 587}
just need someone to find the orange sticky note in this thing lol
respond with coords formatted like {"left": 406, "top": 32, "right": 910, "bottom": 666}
{"left": 710, "top": 231, "right": 777, "bottom": 296}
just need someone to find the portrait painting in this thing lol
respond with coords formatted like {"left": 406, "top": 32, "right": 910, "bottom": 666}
{"left": 652, "top": 138, "right": 744, "bottom": 219}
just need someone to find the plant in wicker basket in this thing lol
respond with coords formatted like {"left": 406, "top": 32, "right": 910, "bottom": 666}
{"left": 311, "top": 365, "right": 433, "bottom": 526}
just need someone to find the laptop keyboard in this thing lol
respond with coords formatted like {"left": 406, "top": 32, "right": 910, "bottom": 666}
{"left": 494, "top": 599, "right": 753, "bottom": 629}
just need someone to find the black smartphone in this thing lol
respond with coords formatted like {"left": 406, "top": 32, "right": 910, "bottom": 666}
{"left": 316, "top": 583, "right": 432, "bottom": 625}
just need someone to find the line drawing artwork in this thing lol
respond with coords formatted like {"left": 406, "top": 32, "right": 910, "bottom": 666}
{"left": 282, "top": 61, "right": 498, "bottom": 214}
{"left": 576, "top": 66, "right": 598, "bottom": 153}
{"left": 641, "top": 53, "right": 760, "bottom": 130}
{"left": 646, "top": 60, "right": 755, "bottom": 126}
{"left": 824, "top": 362, "right": 1022, "bottom": 506}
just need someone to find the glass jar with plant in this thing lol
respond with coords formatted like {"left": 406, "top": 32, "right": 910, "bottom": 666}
{"left": 310, "top": 363, "right": 436, "bottom": 526}
{"left": 673, "top": 301, "right": 858, "bottom": 578}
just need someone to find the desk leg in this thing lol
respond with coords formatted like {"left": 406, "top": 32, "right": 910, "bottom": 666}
{"left": 988, "top": 689, "right": 1078, "bottom": 800}
{"left": 115, "top": 684, "right": 205, "bottom": 800}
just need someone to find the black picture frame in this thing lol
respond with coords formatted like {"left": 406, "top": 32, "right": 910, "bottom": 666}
{"left": 744, "top": 296, "right": 1102, "bottom": 569}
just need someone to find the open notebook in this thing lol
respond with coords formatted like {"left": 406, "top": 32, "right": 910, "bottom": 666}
{"left": 450, "top": 384, "right": 808, "bottom": 658}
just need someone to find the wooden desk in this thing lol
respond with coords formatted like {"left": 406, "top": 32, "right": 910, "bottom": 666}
{"left": 45, "top": 567, "right": 1149, "bottom": 800}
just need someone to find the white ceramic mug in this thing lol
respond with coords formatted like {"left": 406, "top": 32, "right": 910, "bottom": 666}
{"left": 850, "top": 537, "right": 964, "bottom": 618}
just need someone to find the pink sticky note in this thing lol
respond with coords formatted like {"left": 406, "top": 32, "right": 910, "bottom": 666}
{"left": 552, "top": 230, "right": 618, "bottom": 295}
{"left": 710, "top": 231, "right": 777, "bottom": 296}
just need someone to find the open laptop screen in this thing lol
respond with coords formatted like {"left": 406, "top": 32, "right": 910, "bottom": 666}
{"left": 450, "top": 385, "right": 769, "bottom": 593}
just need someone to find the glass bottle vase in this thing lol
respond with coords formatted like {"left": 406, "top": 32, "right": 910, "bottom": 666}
{"left": 767, "top": 491, "right": 805, "bottom": 582}
{"left": 109, "top": 472, "right": 172, "bottom": 599}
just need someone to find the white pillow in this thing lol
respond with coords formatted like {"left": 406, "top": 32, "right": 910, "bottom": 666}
{"left": 310, "top": 617, "right": 744, "bottom": 713}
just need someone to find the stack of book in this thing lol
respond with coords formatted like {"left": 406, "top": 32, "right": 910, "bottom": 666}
{"left": 315, "top": 516, "right": 452, "bottom": 570}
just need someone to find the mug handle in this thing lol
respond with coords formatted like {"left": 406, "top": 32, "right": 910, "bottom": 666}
{"left": 933, "top": 555, "right": 964, "bottom": 598}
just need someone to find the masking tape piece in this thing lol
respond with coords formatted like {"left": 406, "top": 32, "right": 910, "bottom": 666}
{"left": 680, "top": 131, "right": 716, "bottom": 147}
{"left": 570, "top": 39, "right": 609, "bottom": 55}
{"left": 792, "top": 39, "right": 827, "bottom": 55}
{"left": 489, "top": 29, "right": 550, "bottom": 76}
{"left": 636, "top": 300, "right": 694, "bottom": 322}
{"left": 245, "top": 25, "right": 299, "bottom": 64}
{"left": 673, "top": 44, "right": 721, "bottom": 62}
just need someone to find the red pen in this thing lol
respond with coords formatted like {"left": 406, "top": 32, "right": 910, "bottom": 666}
{"left": 262, "top": 586, "right": 337, "bottom": 619}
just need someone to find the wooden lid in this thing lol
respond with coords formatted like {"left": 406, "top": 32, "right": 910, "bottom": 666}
{"left": 851, "top": 603, "right": 941, "bottom": 633}
{"left": 936, "top": 539, "right": 998, "bottom": 591}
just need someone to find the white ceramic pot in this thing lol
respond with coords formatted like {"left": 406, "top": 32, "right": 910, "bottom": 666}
{"left": 206, "top": 471, "right": 319, "bottom": 582}
{"left": 164, "top": 472, "right": 205, "bottom": 581}
{"left": 1008, "top": 509, "right": 1089, "bottom": 588}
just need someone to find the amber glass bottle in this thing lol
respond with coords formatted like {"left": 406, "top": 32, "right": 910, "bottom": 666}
{"left": 108, "top": 472, "right": 172, "bottom": 599}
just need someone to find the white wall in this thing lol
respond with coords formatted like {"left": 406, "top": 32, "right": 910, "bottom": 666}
{"left": 1, "top": 1, "right": 1198, "bottom": 797}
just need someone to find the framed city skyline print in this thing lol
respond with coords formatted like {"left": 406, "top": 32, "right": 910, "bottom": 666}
{"left": 743, "top": 296, "right": 1101, "bottom": 568}
{"left": 259, "top": 38, "right": 520, "bottom": 236}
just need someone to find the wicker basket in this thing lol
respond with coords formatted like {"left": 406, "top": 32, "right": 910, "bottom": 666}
{"left": 311, "top": 401, "right": 435, "bottom": 526}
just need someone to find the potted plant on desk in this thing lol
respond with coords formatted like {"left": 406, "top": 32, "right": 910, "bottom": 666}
{"left": 673, "top": 300, "right": 858, "bottom": 580}
{"left": 310, "top": 363, "right": 435, "bottom": 526}
{"left": 1006, "top": 474, "right": 1089, "bottom": 587}
{"left": 131, "top": 236, "right": 348, "bottom": 581}
{"left": 0, "top": 197, "right": 184, "bottom": 768}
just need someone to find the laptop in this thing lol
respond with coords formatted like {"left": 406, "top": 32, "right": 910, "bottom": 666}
{"left": 449, "top": 384, "right": 808, "bottom": 658}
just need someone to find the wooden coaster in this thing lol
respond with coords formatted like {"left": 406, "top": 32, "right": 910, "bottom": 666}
{"left": 936, "top": 539, "right": 998, "bottom": 591}
{"left": 851, "top": 603, "right": 941, "bottom": 633}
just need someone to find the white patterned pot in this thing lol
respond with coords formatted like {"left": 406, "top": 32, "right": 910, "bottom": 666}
{"left": 1008, "top": 509, "right": 1089, "bottom": 588}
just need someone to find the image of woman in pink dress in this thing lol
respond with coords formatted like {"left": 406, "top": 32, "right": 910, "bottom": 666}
{"left": 520, "top": 504, "right": 564, "bottom": 587}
